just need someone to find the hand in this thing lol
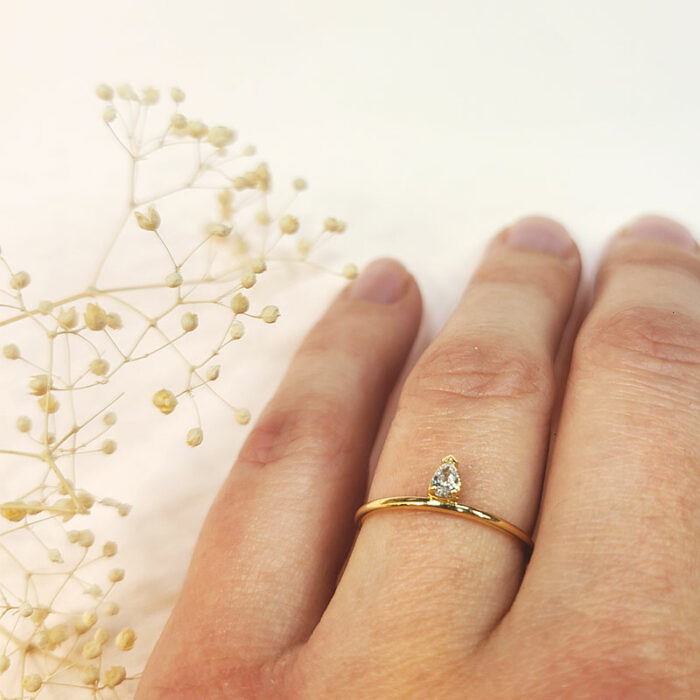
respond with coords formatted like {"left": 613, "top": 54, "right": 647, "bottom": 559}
{"left": 138, "top": 215, "right": 699, "bottom": 699}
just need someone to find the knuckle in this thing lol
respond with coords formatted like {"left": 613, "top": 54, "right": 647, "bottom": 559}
{"left": 600, "top": 242, "right": 700, "bottom": 288}
{"left": 404, "top": 338, "right": 554, "bottom": 405}
{"left": 537, "top": 574, "right": 699, "bottom": 699}
{"left": 555, "top": 620, "right": 695, "bottom": 698}
{"left": 574, "top": 305, "right": 700, "bottom": 381}
{"left": 472, "top": 254, "right": 578, "bottom": 310}
{"left": 237, "top": 399, "right": 349, "bottom": 469}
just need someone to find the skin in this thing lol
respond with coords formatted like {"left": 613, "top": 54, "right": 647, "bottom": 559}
{"left": 137, "top": 215, "right": 699, "bottom": 699}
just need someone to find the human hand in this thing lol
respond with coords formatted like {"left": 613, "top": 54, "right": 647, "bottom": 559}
{"left": 138, "top": 215, "right": 699, "bottom": 699}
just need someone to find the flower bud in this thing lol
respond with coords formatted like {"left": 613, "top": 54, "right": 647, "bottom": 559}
{"left": 170, "top": 87, "right": 185, "bottom": 103}
{"left": 235, "top": 408, "right": 251, "bottom": 425}
{"left": 142, "top": 86, "right": 159, "bottom": 105}
{"left": 3, "top": 344, "right": 20, "bottom": 359}
{"left": 249, "top": 257, "right": 267, "bottom": 274}
{"left": 101, "top": 439, "right": 117, "bottom": 455}
{"left": 187, "top": 120, "right": 208, "bottom": 139}
{"left": 10, "top": 271, "right": 30, "bottom": 290}
{"left": 108, "top": 568, "right": 125, "bottom": 583}
{"left": 208, "top": 125, "right": 235, "bottom": 148}
{"left": 23, "top": 674, "right": 42, "bottom": 692}
{"left": 85, "top": 584, "right": 103, "bottom": 598}
{"left": 38, "top": 393, "right": 59, "bottom": 414}
{"left": 103, "top": 601, "right": 119, "bottom": 616}
{"left": 48, "top": 624, "right": 68, "bottom": 647}
{"left": 207, "top": 222, "right": 231, "bottom": 237}
{"left": 1, "top": 503, "right": 25, "bottom": 522}
{"left": 230, "top": 321, "right": 245, "bottom": 340}
{"left": 292, "top": 177, "right": 307, "bottom": 191}
{"left": 56, "top": 498, "right": 77, "bottom": 523}
{"left": 324, "top": 217, "right": 346, "bottom": 233}
{"left": 165, "top": 271, "right": 183, "bottom": 288}
{"left": 170, "top": 113, "right": 187, "bottom": 130}
{"left": 134, "top": 206, "right": 160, "bottom": 231}
{"left": 84, "top": 303, "right": 108, "bottom": 331}
{"left": 104, "top": 666, "right": 126, "bottom": 687}
{"left": 31, "top": 607, "right": 49, "bottom": 624}
{"left": 90, "top": 358, "right": 109, "bottom": 376}
{"left": 261, "top": 305, "right": 280, "bottom": 324}
{"left": 58, "top": 306, "right": 78, "bottom": 329}
{"left": 230, "top": 293, "right": 249, "bottom": 314}
{"left": 116, "top": 83, "right": 137, "bottom": 100}
{"left": 73, "top": 610, "right": 97, "bottom": 634}
{"left": 342, "top": 263, "right": 358, "bottom": 279}
{"left": 29, "top": 374, "right": 49, "bottom": 396}
{"left": 103, "top": 541, "right": 118, "bottom": 557}
{"left": 81, "top": 665, "right": 100, "bottom": 685}
{"left": 115, "top": 627, "right": 136, "bottom": 651}
{"left": 279, "top": 214, "right": 299, "bottom": 234}
{"left": 16, "top": 415, "right": 31, "bottom": 432}
{"left": 78, "top": 530, "right": 95, "bottom": 548}
{"left": 107, "top": 312, "right": 123, "bottom": 330}
{"left": 205, "top": 365, "right": 220, "bottom": 381}
{"left": 82, "top": 640, "right": 102, "bottom": 659}
{"left": 96, "top": 84, "right": 114, "bottom": 100}
{"left": 240, "top": 273, "right": 256, "bottom": 289}
{"left": 186, "top": 427, "right": 203, "bottom": 447}
{"left": 77, "top": 491, "right": 95, "bottom": 509}
{"left": 153, "top": 389, "right": 177, "bottom": 415}
{"left": 38, "top": 300, "right": 54, "bottom": 315}
{"left": 103, "top": 105, "right": 117, "bottom": 123}
{"left": 180, "top": 312, "right": 198, "bottom": 332}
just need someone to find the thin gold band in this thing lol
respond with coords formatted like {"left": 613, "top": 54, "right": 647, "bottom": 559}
{"left": 354, "top": 455, "right": 533, "bottom": 554}
{"left": 355, "top": 497, "right": 533, "bottom": 551}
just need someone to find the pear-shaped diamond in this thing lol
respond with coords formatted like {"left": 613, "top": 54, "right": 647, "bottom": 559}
{"left": 430, "top": 457, "right": 461, "bottom": 501}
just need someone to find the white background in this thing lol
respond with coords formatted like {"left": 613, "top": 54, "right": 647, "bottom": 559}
{"left": 2, "top": 0, "right": 699, "bottom": 690}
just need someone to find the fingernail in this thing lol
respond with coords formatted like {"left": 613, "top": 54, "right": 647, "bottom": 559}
{"left": 506, "top": 216, "right": 573, "bottom": 257}
{"left": 349, "top": 258, "right": 408, "bottom": 304}
{"left": 622, "top": 215, "right": 697, "bottom": 250}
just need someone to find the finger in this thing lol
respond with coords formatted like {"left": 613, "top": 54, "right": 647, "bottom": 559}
{"left": 509, "top": 216, "right": 700, "bottom": 678}
{"left": 308, "top": 217, "right": 581, "bottom": 678}
{"left": 140, "top": 259, "right": 422, "bottom": 688}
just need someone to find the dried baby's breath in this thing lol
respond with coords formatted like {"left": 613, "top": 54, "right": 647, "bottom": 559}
{"left": 0, "top": 82, "right": 354, "bottom": 697}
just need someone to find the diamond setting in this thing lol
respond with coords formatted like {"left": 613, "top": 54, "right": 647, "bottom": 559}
{"left": 429, "top": 455, "right": 461, "bottom": 502}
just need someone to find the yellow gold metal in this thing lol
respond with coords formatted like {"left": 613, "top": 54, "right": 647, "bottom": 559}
{"left": 355, "top": 455, "right": 533, "bottom": 553}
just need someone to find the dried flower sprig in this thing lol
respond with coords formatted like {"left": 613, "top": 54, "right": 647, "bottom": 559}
{"left": 0, "top": 83, "right": 354, "bottom": 698}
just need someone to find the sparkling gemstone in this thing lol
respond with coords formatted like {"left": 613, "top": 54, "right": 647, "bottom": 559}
{"left": 430, "top": 459, "right": 461, "bottom": 500}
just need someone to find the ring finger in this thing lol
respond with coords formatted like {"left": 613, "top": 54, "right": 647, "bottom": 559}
{"left": 302, "top": 216, "right": 581, "bottom": 687}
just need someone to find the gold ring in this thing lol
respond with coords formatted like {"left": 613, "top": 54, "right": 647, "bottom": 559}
{"left": 355, "top": 455, "right": 533, "bottom": 554}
